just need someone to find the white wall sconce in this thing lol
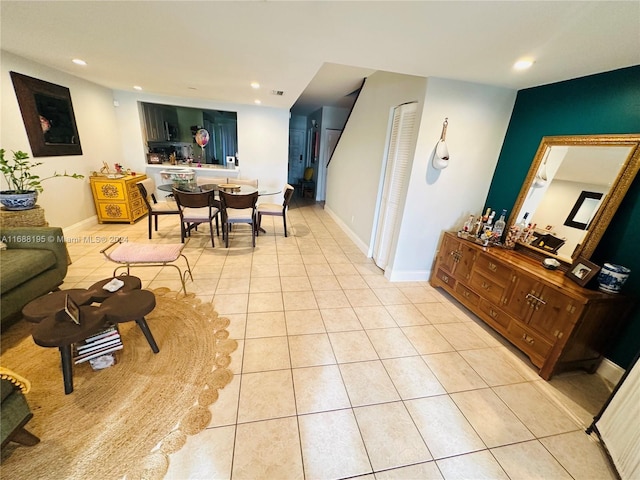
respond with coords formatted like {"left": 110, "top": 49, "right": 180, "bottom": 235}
{"left": 533, "top": 148, "right": 550, "bottom": 188}
{"left": 433, "top": 118, "right": 450, "bottom": 170}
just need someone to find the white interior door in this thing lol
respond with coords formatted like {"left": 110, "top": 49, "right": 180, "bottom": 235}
{"left": 594, "top": 356, "right": 640, "bottom": 479}
{"left": 373, "top": 102, "right": 417, "bottom": 270}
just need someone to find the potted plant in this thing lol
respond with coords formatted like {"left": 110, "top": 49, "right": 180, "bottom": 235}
{"left": 0, "top": 148, "right": 84, "bottom": 211}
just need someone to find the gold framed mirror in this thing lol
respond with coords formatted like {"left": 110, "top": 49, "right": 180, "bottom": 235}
{"left": 507, "top": 134, "right": 640, "bottom": 264}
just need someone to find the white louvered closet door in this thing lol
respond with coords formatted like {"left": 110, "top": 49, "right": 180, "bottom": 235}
{"left": 595, "top": 357, "right": 640, "bottom": 479}
{"left": 373, "top": 102, "right": 417, "bottom": 270}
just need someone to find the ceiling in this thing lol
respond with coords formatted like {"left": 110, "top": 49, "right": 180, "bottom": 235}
{"left": 2, "top": 2, "right": 638, "bottom": 117}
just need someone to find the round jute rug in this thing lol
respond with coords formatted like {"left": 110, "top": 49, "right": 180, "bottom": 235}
{"left": 0, "top": 288, "right": 237, "bottom": 479}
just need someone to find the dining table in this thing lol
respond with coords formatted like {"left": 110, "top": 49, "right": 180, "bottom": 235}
{"left": 157, "top": 183, "right": 280, "bottom": 196}
{"left": 157, "top": 182, "right": 281, "bottom": 234}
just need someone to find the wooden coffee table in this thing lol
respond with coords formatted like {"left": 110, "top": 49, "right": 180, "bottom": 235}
{"left": 24, "top": 276, "right": 158, "bottom": 394}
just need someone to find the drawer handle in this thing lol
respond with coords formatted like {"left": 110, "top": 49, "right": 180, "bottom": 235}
{"left": 442, "top": 274, "right": 449, "bottom": 283}
{"left": 488, "top": 263, "right": 497, "bottom": 272}
{"left": 463, "top": 291, "right": 470, "bottom": 298}
{"left": 489, "top": 309, "right": 498, "bottom": 319}
{"left": 481, "top": 282, "right": 491, "bottom": 290}
{"left": 521, "top": 333, "right": 535, "bottom": 345}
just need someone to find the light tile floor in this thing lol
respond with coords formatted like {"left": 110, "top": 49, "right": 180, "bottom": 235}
{"left": 62, "top": 198, "right": 617, "bottom": 480}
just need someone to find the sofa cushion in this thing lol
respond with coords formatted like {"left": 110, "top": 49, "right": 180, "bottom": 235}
{"left": 0, "top": 379, "right": 15, "bottom": 403}
{"left": 0, "top": 249, "right": 57, "bottom": 294}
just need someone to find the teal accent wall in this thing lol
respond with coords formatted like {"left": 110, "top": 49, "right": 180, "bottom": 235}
{"left": 485, "top": 65, "right": 640, "bottom": 370}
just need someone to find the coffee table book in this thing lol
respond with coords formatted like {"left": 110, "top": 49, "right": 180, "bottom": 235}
{"left": 73, "top": 326, "right": 123, "bottom": 365}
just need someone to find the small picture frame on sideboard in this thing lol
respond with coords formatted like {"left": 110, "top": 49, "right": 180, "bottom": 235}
{"left": 565, "top": 257, "right": 600, "bottom": 287}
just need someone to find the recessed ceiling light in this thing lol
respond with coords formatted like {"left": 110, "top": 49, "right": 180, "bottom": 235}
{"left": 513, "top": 59, "right": 534, "bottom": 71}
{"left": 72, "top": 58, "right": 87, "bottom": 66}
{"left": 133, "top": 85, "right": 143, "bottom": 91}
{"left": 250, "top": 82, "right": 260, "bottom": 89}
{"left": 254, "top": 99, "right": 262, "bottom": 105}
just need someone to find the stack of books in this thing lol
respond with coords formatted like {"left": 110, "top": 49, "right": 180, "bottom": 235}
{"left": 73, "top": 326, "right": 123, "bottom": 367}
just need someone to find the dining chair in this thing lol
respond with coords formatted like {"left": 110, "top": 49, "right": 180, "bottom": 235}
{"left": 195, "top": 176, "right": 222, "bottom": 219}
{"left": 172, "top": 188, "right": 220, "bottom": 247}
{"left": 136, "top": 178, "right": 180, "bottom": 239}
{"left": 228, "top": 178, "right": 258, "bottom": 187}
{"left": 219, "top": 190, "right": 259, "bottom": 247}
{"left": 257, "top": 184, "right": 295, "bottom": 237}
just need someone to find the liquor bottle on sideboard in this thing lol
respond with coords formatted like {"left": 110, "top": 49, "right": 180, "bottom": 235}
{"left": 514, "top": 212, "right": 529, "bottom": 242}
{"left": 462, "top": 215, "right": 474, "bottom": 234}
{"left": 471, "top": 215, "right": 483, "bottom": 236}
{"left": 493, "top": 209, "right": 507, "bottom": 241}
{"left": 486, "top": 211, "right": 495, "bottom": 231}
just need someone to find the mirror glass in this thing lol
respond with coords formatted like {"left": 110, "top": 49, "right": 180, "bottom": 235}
{"left": 508, "top": 135, "right": 640, "bottom": 264}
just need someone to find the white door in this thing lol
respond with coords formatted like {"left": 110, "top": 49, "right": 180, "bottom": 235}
{"left": 318, "top": 129, "right": 341, "bottom": 201}
{"left": 372, "top": 102, "right": 418, "bottom": 270}
{"left": 288, "top": 128, "right": 306, "bottom": 185}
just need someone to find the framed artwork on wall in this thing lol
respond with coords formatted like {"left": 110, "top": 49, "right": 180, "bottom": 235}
{"left": 10, "top": 71, "right": 83, "bottom": 157}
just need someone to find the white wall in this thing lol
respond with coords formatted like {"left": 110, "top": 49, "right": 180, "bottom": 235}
{"left": 1, "top": 51, "right": 121, "bottom": 228}
{"left": 324, "top": 71, "right": 516, "bottom": 281}
{"left": 317, "top": 106, "right": 349, "bottom": 201}
{"left": 325, "top": 71, "right": 428, "bottom": 244}
{"left": 390, "top": 77, "right": 516, "bottom": 281}
{"left": 112, "top": 91, "right": 290, "bottom": 199}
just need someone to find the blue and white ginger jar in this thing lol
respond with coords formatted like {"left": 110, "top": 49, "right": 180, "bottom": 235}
{"left": 597, "top": 263, "right": 631, "bottom": 294}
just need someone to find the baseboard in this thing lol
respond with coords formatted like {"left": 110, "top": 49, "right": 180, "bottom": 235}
{"left": 386, "top": 268, "right": 431, "bottom": 282}
{"left": 63, "top": 215, "right": 98, "bottom": 235}
{"left": 323, "top": 206, "right": 369, "bottom": 255}
{"left": 597, "top": 357, "right": 625, "bottom": 386}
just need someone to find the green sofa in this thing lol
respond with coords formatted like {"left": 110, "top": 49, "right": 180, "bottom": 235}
{"left": 0, "top": 370, "right": 40, "bottom": 448}
{"left": 0, "top": 226, "right": 69, "bottom": 325}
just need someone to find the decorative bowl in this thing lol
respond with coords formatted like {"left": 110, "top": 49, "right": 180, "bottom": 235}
{"left": 542, "top": 258, "right": 561, "bottom": 270}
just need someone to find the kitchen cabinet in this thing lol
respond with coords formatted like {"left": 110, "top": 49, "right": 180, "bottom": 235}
{"left": 431, "top": 231, "right": 634, "bottom": 379}
{"left": 142, "top": 104, "right": 179, "bottom": 141}
{"left": 90, "top": 175, "right": 147, "bottom": 224}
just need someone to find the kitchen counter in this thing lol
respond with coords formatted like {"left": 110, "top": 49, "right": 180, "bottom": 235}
{"left": 147, "top": 163, "right": 239, "bottom": 173}
{"left": 146, "top": 163, "right": 239, "bottom": 178}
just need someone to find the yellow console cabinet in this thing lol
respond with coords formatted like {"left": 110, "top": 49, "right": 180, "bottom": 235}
{"left": 90, "top": 175, "right": 147, "bottom": 224}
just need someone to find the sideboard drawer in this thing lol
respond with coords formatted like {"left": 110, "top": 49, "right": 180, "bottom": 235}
{"left": 435, "top": 268, "right": 455, "bottom": 288}
{"left": 474, "top": 253, "right": 513, "bottom": 286}
{"left": 478, "top": 299, "right": 511, "bottom": 329}
{"left": 455, "top": 282, "right": 480, "bottom": 306}
{"left": 508, "top": 321, "right": 552, "bottom": 363}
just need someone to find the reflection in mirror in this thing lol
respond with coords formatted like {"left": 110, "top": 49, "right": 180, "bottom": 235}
{"left": 141, "top": 102, "right": 238, "bottom": 165}
{"left": 508, "top": 135, "right": 640, "bottom": 264}
{"left": 564, "top": 191, "right": 603, "bottom": 230}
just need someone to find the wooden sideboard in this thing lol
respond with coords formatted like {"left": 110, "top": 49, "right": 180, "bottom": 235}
{"left": 430, "top": 231, "right": 634, "bottom": 379}
{"left": 90, "top": 175, "right": 147, "bottom": 224}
